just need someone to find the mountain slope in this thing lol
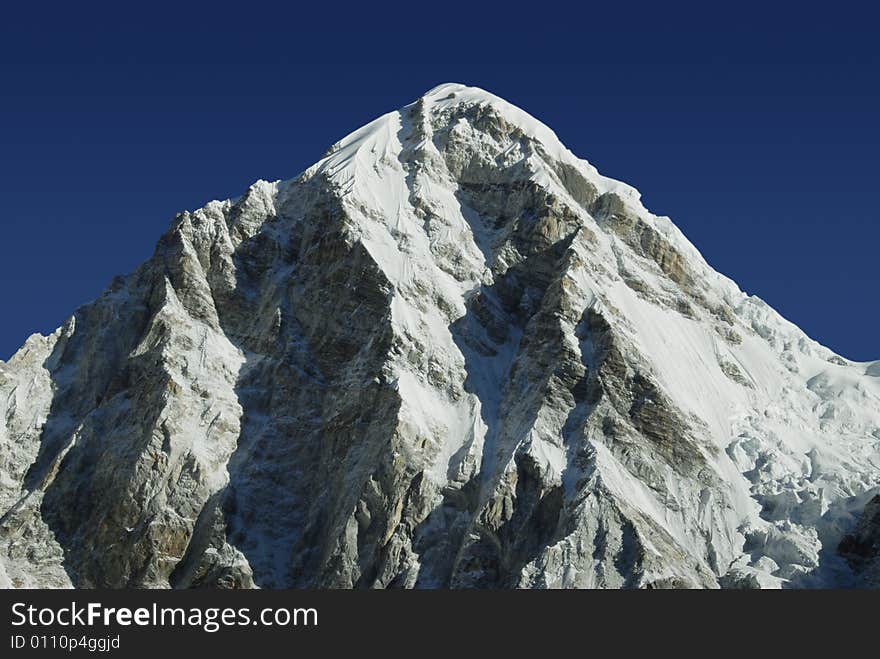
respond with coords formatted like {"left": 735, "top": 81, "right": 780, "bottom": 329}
{"left": 1, "top": 83, "right": 878, "bottom": 588}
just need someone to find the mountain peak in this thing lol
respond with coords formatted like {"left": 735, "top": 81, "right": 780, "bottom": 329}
{"left": 310, "top": 82, "right": 645, "bottom": 232}
{"left": 1, "top": 86, "right": 877, "bottom": 590}
{"left": 421, "top": 81, "right": 472, "bottom": 98}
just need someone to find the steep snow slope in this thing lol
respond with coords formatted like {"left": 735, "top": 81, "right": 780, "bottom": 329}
{"left": 1, "top": 83, "right": 877, "bottom": 588}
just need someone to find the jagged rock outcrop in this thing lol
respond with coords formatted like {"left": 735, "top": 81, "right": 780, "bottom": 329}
{"left": 838, "top": 495, "right": 880, "bottom": 586}
{"left": 1, "top": 84, "right": 878, "bottom": 588}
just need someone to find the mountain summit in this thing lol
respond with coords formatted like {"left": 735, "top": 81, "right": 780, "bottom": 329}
{"left": 1, "top": 84, "right": 878, "bottom": 588}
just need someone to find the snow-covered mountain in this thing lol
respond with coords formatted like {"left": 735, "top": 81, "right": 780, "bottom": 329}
{"left": 1, "top": 83, "right": 878, "bottom": 589}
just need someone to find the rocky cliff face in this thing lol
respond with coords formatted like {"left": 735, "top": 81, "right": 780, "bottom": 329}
{"left": 1, "top": 84, "right": 878, "bottom": 589}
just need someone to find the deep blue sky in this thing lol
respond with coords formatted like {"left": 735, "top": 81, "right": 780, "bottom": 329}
{"left": 1, "top": 4, "right": 877, "bottom": 361}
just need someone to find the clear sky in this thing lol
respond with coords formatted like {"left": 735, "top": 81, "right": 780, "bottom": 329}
{"left": 1, "top": 3, "right": 877, "bottom": 361}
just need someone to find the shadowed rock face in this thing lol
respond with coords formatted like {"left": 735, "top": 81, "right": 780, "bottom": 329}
{"left": 839, "top": 496, "right": 880, "bottom": 586}
{"left": 1, "top": 84, "right": 878, "bottom": 589}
